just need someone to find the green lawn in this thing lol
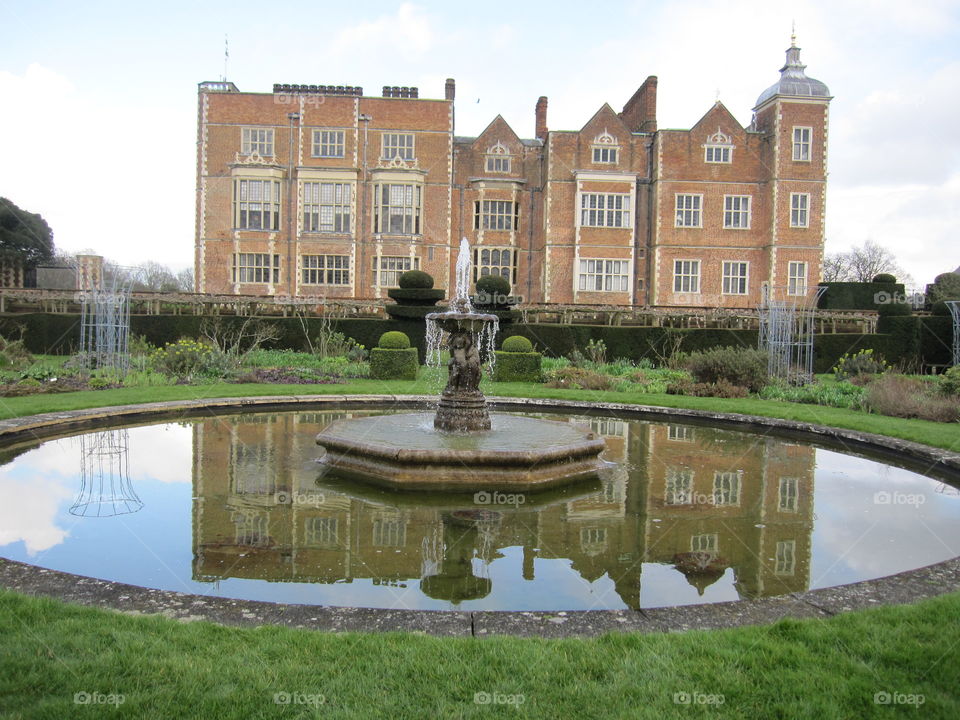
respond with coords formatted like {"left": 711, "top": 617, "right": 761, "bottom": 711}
{"left": 0, "top": 382, "right": 958, "bottom": 718}
{"left": 1, "top": 377, "right": 958, "bottom": 451}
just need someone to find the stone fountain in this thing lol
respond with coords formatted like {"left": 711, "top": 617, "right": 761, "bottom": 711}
{"left": 315, "top": 238, "right": 605, "bottom": 491}
{"left": 427, "top": 239, "right": 499, "bottom": 433}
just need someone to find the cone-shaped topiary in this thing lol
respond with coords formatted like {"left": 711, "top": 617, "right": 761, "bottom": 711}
{"left": 398, "top": 270, "right": 434, "bottom": 289}
{"left": 501, "top": 335, "right": 533, "bottom": 353}
{"left": 378, "top": 331, "right": 411, "bottom": 349}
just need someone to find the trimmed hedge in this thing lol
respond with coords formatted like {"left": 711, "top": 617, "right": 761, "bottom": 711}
{"left": 386, "top": 287, "right": 445, "bottom": 305}
{"left": 493, "top": 351, "right": 542, "bottom": 382}
{"left": 503, "top": 324, "right": 758, "bottom": 363}
{"left": 398, "top": 270, "right": 434, "bottom": 289}
{"left": 502, "top": 335, "right": 534, "bottom": 353}
{"left": 817, "top": 281, "right": 904, "bottom": 310}
{"left": 385, "top": 305, "right": 448, "bottom": 321}
{"left": 4, "top": 312, "right": 952, "bottom": 371}
{"left": 369, "top": 347, "right": 418, "bottom": 380}
{"left": 378, "top": 331, "right": 411, "bottom": 349}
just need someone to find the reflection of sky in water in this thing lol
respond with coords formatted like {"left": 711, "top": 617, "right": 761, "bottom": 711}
{"left": 0, "top": 414, "right": 958, "bottom": 611}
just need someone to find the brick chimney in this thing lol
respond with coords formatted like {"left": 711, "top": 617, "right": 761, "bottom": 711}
{"left": 535, "top": 96, "right": 548, "bottom": 141}
{"left": 620, "top": 76, "right": 658, "bottom": 132}
{"left": 445, "top": 78, "right": 455, "bottom": 101}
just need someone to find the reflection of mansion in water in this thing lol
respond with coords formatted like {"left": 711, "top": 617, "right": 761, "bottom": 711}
{"left": 192, "top": 413, "right": 815, "bottom": 607}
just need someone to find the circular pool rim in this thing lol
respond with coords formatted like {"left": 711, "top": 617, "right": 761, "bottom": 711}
{"left": 1, "top": 394, "right": 958, "bottom": 638}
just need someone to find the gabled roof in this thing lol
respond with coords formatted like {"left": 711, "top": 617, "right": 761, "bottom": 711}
{"left": 579, "top": 103, "right": 631, "bottom": 138}
{"left": 688, "top": 101, "right": 745, "bottom": 138}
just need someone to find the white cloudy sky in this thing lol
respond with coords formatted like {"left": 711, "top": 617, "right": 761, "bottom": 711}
{"left": 1, "top": 0, "right": 957, "bottom": 286}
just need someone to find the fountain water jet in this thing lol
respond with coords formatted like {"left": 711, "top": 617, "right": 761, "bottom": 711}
{"left": 315, "top": 238, "right": 605, "bottom": 491}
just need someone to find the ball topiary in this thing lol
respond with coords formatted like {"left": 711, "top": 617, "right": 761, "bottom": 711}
{"left": 501, "top": 335, "right": 533, "bottom": 353}
{"left": 872, "top": 273, "right": 897, "bottom": 284}
{"left": 378, "top": 331, "right": 411, "bottom": 349}
{"left": 398, "top": 270, "right": 434, "bottom": 289}
{"left": 475, "top": 274, "right": 511, "bottom": 304}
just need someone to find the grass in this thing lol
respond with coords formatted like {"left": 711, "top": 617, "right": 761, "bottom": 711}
{"left": 1, "top": 376, "right": 957, "bottom": 452}
{"left": 1, "top": 373, "right": 959, "bottom": 717}
{"left": 1, "top": 589, "right": 958, "bottom": 718}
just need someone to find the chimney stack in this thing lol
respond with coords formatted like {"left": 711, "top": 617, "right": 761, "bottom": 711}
{"left": 535, "top": 96, "right": 548, "bottom": 141}
{"left": 445, "top": 78, "right": 456, "bottom": 101}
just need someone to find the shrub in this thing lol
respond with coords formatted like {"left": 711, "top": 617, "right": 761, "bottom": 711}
{"left": 666, "top": 378, "right": 748, "bottom": 398}
{"left": 864, "top": 374, "right": 960, "bottom": 422}
{"left": 398, "top": 270, "right": 434, "bottom": 289}
{"left": 939, "top": 366, "right": 960, "bottom": 396}
{"left": 683, "top": 346, "right": 768, "bottom": 392}
{"left": 544, "top": 366, "right": 612, "bottom": 391}
{"left": 872, "top": 273, "right": 897, "bottom": 283}
{"left": 760, "top": 380, "right": 866, "bottom": 409}
{"left": 379, "top": 331, "right": 411, "bottom": 349}
{"left": 832, "top": 349, "right": 888, "bottom": 381}
{"left": 501, "top": 335, "right": 534, "bottom": 353}
{"left": 369, "top": 347, "right": 418, "bottom": 380}
{"left": 493, "top": 350, "right": 541, "bottom": 382}
{"left": 386, "top": 287, "right": 445, "bottom": 304}
{"left": 151, "top": 339, "right": 226, "bottom": 380}
{"left": 585, "top": 338, "right": 607, "bottom": 365}
{"left": 475, "top": 273, "right": 510, "bottom": 297}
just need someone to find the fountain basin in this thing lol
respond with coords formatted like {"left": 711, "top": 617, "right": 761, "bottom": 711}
{"left": 315, "top": 412, "right": 606, "bottom": 491}
{"left": 425, "top": 311, "right": 498, "bottom": 334}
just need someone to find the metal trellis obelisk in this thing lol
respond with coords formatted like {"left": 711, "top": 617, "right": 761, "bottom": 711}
{"left": 79, "top": 274, "right": 132, "bottom": 377}
{"left": 70, "top": 429, "right": 142, "bottom": 518}
{"left": 946, "top": 301, "right": 960, "bottom": 367}
{"left": 758, "top": 284, "right": 826, "bottom": 384}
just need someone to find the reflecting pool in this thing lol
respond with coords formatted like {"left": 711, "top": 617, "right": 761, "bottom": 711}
{"left": 1, "top": 409, "right": 958, "bottom": 611}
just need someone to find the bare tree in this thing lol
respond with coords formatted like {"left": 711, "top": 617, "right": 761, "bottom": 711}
{"left": 822, "top": 253, "right": 852, "bottom": 282}
{"left": 823, "top": 240, "right": 911, "bottom": 284}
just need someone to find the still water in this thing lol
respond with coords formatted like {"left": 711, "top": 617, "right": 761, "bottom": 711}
{"left": 1, "top": 409, "right": 958, "bottom": 611}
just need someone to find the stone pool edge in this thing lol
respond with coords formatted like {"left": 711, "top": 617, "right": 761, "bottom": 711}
{"left": 0, "top": 393, "right": 957, "bottom": 638}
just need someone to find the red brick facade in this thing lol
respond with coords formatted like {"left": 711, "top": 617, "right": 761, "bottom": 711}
{"left": 195, "top": 43, "right": 830, "bottom": 308}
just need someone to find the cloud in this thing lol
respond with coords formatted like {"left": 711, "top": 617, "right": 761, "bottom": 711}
{"left": 328, "top": 3, "right": 435, "bottom": 60}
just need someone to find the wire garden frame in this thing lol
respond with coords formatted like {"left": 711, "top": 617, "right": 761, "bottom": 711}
{"left": 946, "top": 301, "right": 960, "bottom": 367}
{"left": 79, "top": 275, "right": 133, "bottom": 377}
{"left": 758, "top": 284, "right": 827, "bottom": 384}
{"left": 69, "top": 429, "right": 142, "bottom": 518}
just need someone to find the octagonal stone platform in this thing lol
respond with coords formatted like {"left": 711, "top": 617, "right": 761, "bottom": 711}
{"left": 315, "top": 412, "right": 606, "bottom": 491}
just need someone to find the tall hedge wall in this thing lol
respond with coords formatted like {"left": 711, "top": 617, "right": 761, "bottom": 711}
{"left": 2, "top": 313, "right": 953, "bottom": 371}
{"left": 817, "top": 281, "right": 904, "bottom": 310}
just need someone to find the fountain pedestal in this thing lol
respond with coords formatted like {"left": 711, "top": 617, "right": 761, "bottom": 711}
{"left": 427, "top": 315, "right": 497, "bottom": 433}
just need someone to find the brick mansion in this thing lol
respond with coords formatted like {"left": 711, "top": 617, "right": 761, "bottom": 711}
{"left": 194, "top": 39, "right": 831, "bottom": 308}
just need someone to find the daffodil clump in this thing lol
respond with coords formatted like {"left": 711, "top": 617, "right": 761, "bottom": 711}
{"left": 150, "top": 338, "right": 217, "bottom": 379}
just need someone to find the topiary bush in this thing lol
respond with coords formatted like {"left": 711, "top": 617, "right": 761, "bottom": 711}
{"left": 369, "top": 347, "right": 418, "bottom": 380}
{"left": 494, "top": 349, "right": 541, "bottom": 382}
{"left": 501, "top": 335, "right": 533, "bottom": 353}
{"left": 683, "top": 346, "right": 768, "bottom": 392}
{"left": 398, "top": 270, "right": 434, "bottom": 289}
{"left": 378, "top": 331, "right": 411, "bottom": 349}
{"left": 474, "top": 274, "right": 511, "bottom": 306}
{"left": 872, "top": 273, "right": 897, "bottom": 283}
